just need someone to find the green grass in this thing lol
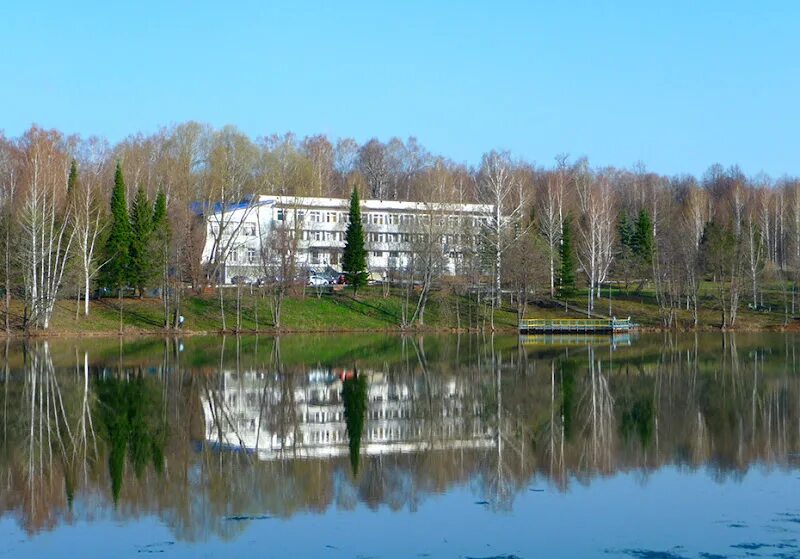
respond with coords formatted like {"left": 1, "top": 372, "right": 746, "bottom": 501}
{"left": 6, "top": 279, "right": 799, "bottom": 338}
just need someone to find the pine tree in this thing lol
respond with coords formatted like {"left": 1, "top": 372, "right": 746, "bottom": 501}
{"left": 151, "top": 188, "right": 170, "bottom": 274}
{"left": 67, "top": 159, "right": 78, "bottom": 198}
{"left": 558, "top": 216, "right": 576, "bottom": 297}
{"left": 618, "top": 211, "right": 635, "bottom": 251}
{"left": 341, "top": 187, "right": 367, "bottom": 292}
{"left": 129, "top": 186, "right": 153, "bottom": 297}
{"left": 633, "top": 209, "right": 654, "bottom": 265}
{"left": 101, "top": 162, "right": 132, "bottom": 294}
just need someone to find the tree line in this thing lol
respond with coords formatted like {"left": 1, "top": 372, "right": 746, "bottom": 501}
{"left": 0, "top": 123, "right": 799, "bottom": 330}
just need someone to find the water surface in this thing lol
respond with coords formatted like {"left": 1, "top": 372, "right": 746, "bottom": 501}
{"left": 0, "top": 332, "right": 797, "bottom": 558}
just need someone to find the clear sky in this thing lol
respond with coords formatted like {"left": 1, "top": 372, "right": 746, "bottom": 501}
{"left": 1, "top": 1, "right": 798, "bottom": 177}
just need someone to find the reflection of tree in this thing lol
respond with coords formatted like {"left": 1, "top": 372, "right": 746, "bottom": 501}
{"left": 2, "top": 334, "right": 800, "bottom": 540}
{"left": 96, "top": 374, "right": 166, "bottom": 503}
{"left": 342, "top": 370, "right": 367, "bottom": 476}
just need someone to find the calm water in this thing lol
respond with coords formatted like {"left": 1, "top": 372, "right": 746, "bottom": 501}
{"left": 0, "top": 332, "right": 798, "bottom": 558}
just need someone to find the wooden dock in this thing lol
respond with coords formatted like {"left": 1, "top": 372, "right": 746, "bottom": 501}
{"left": 518, "top": 317, "right": 636, "bottom": 334}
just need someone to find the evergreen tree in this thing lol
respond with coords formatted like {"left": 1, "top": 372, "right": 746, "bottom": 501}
{"left": 129, "top": 186, "right": 154, "bottom": 296}
{"left": 67, "top": 159, "right": 78, "bottom": 198}
{"left": 618, "top": 211, "right": 635, "bottom": 251}
{"left": 341, "top": 187, "right": 367, "bottom": 292}
{"left": 558, "top": 217, "right": 576, "bottom": 297}
{"left": 633, "top": 209, "right": 654, "bottom": 265}
{"left": 150, "top": 188, "right": 170, "bottom": 279}
{"left": 101, "top": 162, "right": 132, "bottom": 294}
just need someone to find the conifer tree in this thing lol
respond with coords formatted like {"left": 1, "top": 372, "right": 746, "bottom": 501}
{"left": 129, "top": 186, "right": 153, "bottom": 297}
{"left": 633, "top": 209, "right": 654, "bottom": 265}
{"left": 342, "top": 187, "right": 367, "bottom": 292}
{"left": 101, "top": 162, "right": 132, "bottom": 294}
{"left": 618, "top": 211, "right": 635, "bottom": 251}
{"left": 67, "top": 159, "right": 78, "bottom": 198}
{"left": 558, "top": 216, "right": 576, "bottom": 297}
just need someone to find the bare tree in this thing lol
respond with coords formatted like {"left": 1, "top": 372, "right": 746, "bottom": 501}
{"left": 358, "top": 139, "right": 392, "bottom": 200}
{"left": 259, "top": 199, "right": 301, "bottom": 329}
{"left": 17, "top": 127, "right": 76, "bottom": 330}
{"left": 475, "top": 151, "right": 528, "bottom": 326}
{"left": 573, "top": 161, "right": 615, "bottom": 314}
{"left": 72, "top": 137, "right": 109, "bottom": 316}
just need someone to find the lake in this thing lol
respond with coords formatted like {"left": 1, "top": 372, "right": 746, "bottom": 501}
{"left": 0, "top": 332, "right": 798, "bottom": 558}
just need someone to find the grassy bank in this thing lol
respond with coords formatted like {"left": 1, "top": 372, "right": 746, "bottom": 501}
{"left": 3, "top": 283, "right": 798, "bottom": 337}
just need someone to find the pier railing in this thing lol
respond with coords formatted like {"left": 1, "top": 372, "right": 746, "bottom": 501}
{"left": 518, "top": 318, "right": 634, "bottom": 333}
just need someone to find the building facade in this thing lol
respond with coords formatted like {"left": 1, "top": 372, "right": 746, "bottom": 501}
{"left": 200, "top": 195, "right": 493, "bottom": 284}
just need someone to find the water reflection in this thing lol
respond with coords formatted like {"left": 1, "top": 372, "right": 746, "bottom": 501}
{"left": 0, "top": 333, "right": 797, "bottom": 540}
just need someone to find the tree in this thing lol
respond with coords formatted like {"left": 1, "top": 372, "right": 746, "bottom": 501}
{"left": 342, "top": 188, "right": 367, "bottom": 292}
{"left": 150, "top": 188, "right": 171, "bottom": 325}
{"left": 101, "top": 162, "right": 132, "bottom": 331}
{"left": 558, "top": 217, "right": 576, "bottom": 298}
{"left": 476, "top": 151, "right": 529, "bottom": 324}
{"left": 18, "top": 127, "right": 76, "bottom": 330}
{"left": 67, "top": 159, "right": 78, "bottom": 197}
{"left": 129, "top": 186, "right": 153, "bottom": 297}
{"left": 633, "top": 209, "right": 654, "bottom": 265}
{"left": 72, "top": 138, "right": 109, "bottom": 317}
{"left": 573, "top": 163, "right": 615, "bottom": 313}
{"left": 617, "top": 211, "right": 636, "bottom": 289}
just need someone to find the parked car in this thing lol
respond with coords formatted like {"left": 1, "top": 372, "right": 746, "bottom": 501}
{"left": 308, "top": 275, "right": 329, "bottom": 287}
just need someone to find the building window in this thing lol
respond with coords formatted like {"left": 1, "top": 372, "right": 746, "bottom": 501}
{"left": 309, "top": 211, "right": 321, "bottom": 223}
{"left": 388, "top": 214, "right": 399, "bottom": 225}
{"left": 247, "top": 248, "right": 257, "bottom": 263}
{"left": 373, "top": 251, "right": 383, "bottom": 258}
{"left": 326, "top": 212, "right": 337, "bottom": 223}
{"left": 276, "top": 209, "right": 284, "bottom": 221}
{"left": 243, "top": 223, "right": 256, "bottom": 236}
{"left": 228, "top": 250, "right": 238, "bottom": 263}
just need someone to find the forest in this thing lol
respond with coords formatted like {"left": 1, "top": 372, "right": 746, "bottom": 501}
{"left": 0, "top": 123, "right": 798, "bottom": 332}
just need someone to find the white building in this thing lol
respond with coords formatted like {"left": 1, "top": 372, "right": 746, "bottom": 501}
{"left": 199, "top": 195, "right": 493, "bottom": 284}
{"left": 201, "top": 369, "right": 494, "bottom": 460}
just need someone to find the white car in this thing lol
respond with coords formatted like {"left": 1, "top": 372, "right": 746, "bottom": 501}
{"left": 308, "top": 275, "right": 329, "bottom": 287}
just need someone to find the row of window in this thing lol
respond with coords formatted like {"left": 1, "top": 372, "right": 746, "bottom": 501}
{"left": 277, "top": 209, "right": 348, "bottom": 223}
{"left": 227, "top": 248, "right": 258, "bottom": 264}
{"left": 275, "top": 208, "right": 490, "bottom": 228}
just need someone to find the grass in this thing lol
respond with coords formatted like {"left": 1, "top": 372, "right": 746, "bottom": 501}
{"left": 3, "top": 279, "right": 798, "bottom": 338}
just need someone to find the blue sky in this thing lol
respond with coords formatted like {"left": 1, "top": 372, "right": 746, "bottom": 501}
{"left": 1, "top": 1, "right": 798, "bottom": 177}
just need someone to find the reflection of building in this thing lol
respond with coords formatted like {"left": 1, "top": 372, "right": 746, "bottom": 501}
{"left": 201, "top": 369, "right": 495, "bottom": 460}
{"left": 198, "top": 195, "right": 492, "bottom": 283}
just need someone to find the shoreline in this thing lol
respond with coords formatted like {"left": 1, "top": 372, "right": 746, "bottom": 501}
{"left": 1, "top": 323, "right": 795, "bottom": 340}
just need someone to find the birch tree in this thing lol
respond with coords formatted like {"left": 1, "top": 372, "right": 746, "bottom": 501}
{"left": 73, "top": 137, "right": 109, "bottom": 316}
{"left": 17, "top": 127, "right": 75, "bottom": 330}
{"left": 475, "top": 151, "right": 528, "bottom": 321}
{"left": 573, "top": 161, "right": 615, "bottom": 313}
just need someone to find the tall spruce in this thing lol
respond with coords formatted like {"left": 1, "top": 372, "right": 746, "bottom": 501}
{"left": 67, "top": 159, "right": 78, "bottom": 198}
{"left": 342, "top": 187, "right": 367, "bottom": 292}
{"left": 129, "top": 186, "right": 154, "bottom": 297}
{"left": 101, "top": 162, "right": 132, "bottom": 293}
{"left": 558, "top": 216, "right": 576, "bottom": 297}
{"left": 633, "top": 209, "right": 654, "bottom": 265}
